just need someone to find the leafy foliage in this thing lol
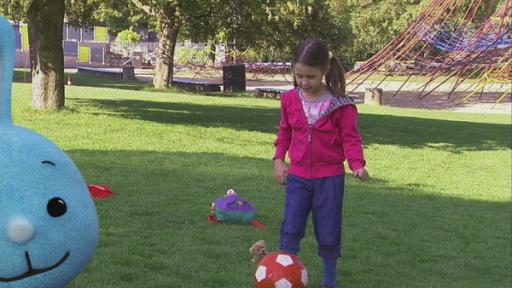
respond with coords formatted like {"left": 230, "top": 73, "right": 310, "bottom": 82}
{"left": 262, "top": 0, "right": 352, "bottom": 61}
{"left": 330, "top": 0, "right": 430, "bottom": 62}
{"left": 0, "top": 0, "right": 102, "bottom": 25}
{"left": 1, "top": 0, "right": 504, "bottom": 68}
{"left": 0, "top": 0, "right": 31, "bottom": 22}
{"left": 116, "top": 29, "right": 141, "bottom": 43}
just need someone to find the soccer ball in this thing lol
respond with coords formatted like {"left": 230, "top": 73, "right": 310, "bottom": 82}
{"left": 254, "top": 252, "right": 308, "bottom": 288}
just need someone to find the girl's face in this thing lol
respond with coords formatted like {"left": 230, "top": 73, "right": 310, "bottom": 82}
{"left": 293, "top": 63, "right": 325, "bottom": 95}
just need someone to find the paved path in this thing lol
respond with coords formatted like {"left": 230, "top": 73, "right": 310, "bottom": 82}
{"left": 135, "top": 72, "right": 511, "bottom": 115}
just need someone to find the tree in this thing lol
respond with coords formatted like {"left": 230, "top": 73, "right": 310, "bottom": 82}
{"left": 91, "top": 0, "right": 149, "bottom": 34}
{"left": 180, "top": 0, "right": 272, "bottom": 63}
{"left": 0, "top": 0, "right": 100, "bottom": 109}
{"left": 130, "top": 0, "right": 278, "bottom": 88}
{"left": 184, "top": 0, "right": 353, "bottom": 64}
{"left": 0, "top": 0, "right": 65, "bottom": 109}
{"left": 331, "top": 0, "right": 430, "bottom": 62}
{"left": 130, "top": 1, "right": 184, "bottom": 89}
{"left": 27, "top": 0, "right": 66, "bottom": 109}
{"left": 259, "top": 0, "right": 352, "bottom": 62}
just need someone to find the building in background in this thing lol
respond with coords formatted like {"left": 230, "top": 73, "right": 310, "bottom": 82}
{"left": 13, "top": 21, "right": 112, "bottom": 68}
{"left": 11, "top": 22, "right": 228, "bottom": 70}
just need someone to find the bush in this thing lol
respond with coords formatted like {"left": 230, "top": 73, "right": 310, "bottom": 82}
{"left": 116, "top": 29, "right": 141, "bottom": 43}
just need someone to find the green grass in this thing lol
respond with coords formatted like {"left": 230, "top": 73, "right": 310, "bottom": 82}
{"left": 10, "top": 79, "right": 511, "bottom": 288}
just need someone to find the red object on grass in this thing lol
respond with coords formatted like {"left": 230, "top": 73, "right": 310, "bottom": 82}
{"left": 207, "top": 215, "right": 265, "bottom": 229}
{"left": 250, "top": 220, "right": 265, "bottom": 230}
{"left": 88, "top": 184, "right": 114, "bottom": 199}
{"left": 207, "top": 214, "right": 219, "bottom": 224}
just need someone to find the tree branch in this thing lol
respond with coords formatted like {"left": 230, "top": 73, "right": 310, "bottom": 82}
{"left": 131, "top": 0, "right": 155, "bottom": 16}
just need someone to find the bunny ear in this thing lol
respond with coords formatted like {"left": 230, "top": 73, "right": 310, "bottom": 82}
{"left": 0, "top": 16, "right": 15, "bottom": 126}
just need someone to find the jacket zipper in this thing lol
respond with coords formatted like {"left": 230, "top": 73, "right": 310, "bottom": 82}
{"left": 308, "top": 124, "right": 313, "bottom": 177}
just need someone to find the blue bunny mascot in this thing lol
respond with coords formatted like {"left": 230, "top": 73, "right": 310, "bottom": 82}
{"left": 0, "top": 17, "right": 99, "bottom": 287}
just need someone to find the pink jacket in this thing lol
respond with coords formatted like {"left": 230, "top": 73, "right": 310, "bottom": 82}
{"left": 273, "top": 88, "right": 366, "bottom": 179}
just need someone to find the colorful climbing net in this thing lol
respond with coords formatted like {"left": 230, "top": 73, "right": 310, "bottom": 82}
{"left": 348, "top": 0, "right": 511, "bottom": 103}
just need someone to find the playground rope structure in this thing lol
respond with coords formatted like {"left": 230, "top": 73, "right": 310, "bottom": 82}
{"left": 347, "top": 0, "right": 511, "bottom": 104}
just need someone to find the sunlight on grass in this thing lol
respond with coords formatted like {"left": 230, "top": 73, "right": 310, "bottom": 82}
{"left": 10, "top": 81, "right": 512, "bottom": 288}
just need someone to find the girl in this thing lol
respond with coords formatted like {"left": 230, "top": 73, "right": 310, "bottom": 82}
{"left": 273, "top": 38, "right": 368, "bottom": 288}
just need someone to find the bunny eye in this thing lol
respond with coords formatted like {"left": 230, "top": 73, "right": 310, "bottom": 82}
{"left": 47, "top": 197, "right": 67, "bottom": 217}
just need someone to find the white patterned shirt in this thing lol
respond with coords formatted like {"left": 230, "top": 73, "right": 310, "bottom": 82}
{"left": 299, "top": 88, "right": 334, "bottom": 125}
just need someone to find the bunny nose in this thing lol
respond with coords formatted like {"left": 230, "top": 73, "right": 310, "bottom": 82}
{"left": 7, "top": 217, "right": 35, "bottom": 244}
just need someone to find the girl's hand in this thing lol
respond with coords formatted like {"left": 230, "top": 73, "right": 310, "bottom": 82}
{"left": 274, "top": 159, "right": 288, "bottom": 185}
{"left": 353, "top": 168, "right": 369, "bottom": 181}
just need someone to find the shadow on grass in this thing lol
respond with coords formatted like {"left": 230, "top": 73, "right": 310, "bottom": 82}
{"left": 13, "top": 70, "right": 149, "bottom": 91}
{"left": 71, "top": 98, "right": 280, "bottom": 134}
{"left": 15, "top": 70, "right": 258, "bottom": 97}
{"left": 358, "top": 113, "right": 511, "bottom": 152}
{"left": 70, "top": 97, "right": 511, "bottom": 151}
{"left": 67, "top": 149, "right": 510, "bottom": 288}
{"left": 65, "top": 73, "right": 149, "bottom": 91}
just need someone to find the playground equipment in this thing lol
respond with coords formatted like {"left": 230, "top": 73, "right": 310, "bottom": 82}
{"left": 347, "top": 0, "right": 511, "bottom": 104}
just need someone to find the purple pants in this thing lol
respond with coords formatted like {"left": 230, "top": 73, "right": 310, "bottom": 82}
{"left": 280, "top": 173, "right": 345, "bottom": 259}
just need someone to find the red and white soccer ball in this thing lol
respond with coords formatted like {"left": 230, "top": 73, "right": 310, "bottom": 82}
{"left": 254, "top": 252, "right": 308, "bottom": 288}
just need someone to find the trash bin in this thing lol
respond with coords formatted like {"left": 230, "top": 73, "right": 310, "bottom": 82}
{"left": 223, "top": 64, "right": 246, "bottom": 92}
{"left": 122, "top": 65, "right": 135, "bottom": 80}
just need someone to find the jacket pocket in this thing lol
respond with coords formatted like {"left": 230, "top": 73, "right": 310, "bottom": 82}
{"left": 289, "top": 136, "right": 308, "bottom": 163}
{"left": 313, "top": 119, "right": 343, "bottom": 162}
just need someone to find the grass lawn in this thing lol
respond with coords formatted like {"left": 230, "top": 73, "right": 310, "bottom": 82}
{"left": 11, "top": 78, "right": 511, "bottom": 288}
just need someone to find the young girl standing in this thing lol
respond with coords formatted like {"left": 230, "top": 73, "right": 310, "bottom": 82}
{"left": 273, "top": 38, "right": 369, "bottom": 288}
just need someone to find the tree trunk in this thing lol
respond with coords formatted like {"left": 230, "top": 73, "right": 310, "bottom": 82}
{"left": 208, "top": 42, "right": 216, "bottom": 64}
{"left": 153, "top": 4, "right": 181, "bottom": 89}
{"left": 27, "top": 0, "right": 65, "bottom": 109}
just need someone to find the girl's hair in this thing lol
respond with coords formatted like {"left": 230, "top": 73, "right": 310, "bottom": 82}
{"left": 293, "top": 38, "right": 346, "bottom": 97}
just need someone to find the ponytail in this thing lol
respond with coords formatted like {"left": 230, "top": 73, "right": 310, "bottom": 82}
{"left": 325, "top": 57, "right": 346, "bottom": 98}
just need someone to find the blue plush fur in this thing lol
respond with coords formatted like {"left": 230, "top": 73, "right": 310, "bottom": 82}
{"left": 0, "top": 17, "right": 99, "bottom": 288}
